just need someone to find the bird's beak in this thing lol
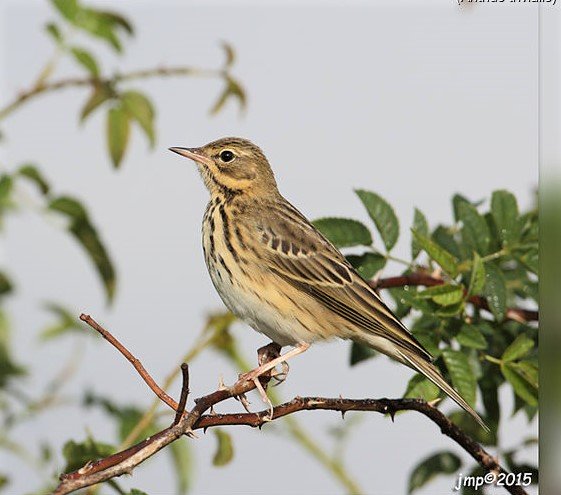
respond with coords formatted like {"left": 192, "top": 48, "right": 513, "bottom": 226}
{"left": 168, "top": 147, "right": 213, "bottom": 167}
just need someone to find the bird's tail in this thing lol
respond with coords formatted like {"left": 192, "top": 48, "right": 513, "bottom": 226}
{"left": 396, "top": 348, "right": 489, "bottom": 432}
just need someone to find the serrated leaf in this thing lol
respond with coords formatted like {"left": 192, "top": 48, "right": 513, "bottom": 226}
{"left": 417, "top": 284, "right": 463, "bottom": 306}
{"left": 408, "top": 451, "right": 461, "bottom": 493}
{"left": 80, "top": 83, "right": 113, "bottom": 122}
{"left": 412, "top": 230, "right": 459, "bottom": 277}
{"left": 456, "top": 324, "right": 487, "bottom": 350}
{"left": 62, "top": 437, "right": 115, "bottom": 473}
{"left": 49, "top": 196, "right": 116, "bottom": 302}
{"left": 432, "top": 225, "right": 462, "bottom": 260}
{"left": 349, "top": 341, "right": 377, "bottom": 366}
{"left": 483, "top": 263, "right": 507, "bottom": 321}
{"left": 312, "top": 217, "right": 372, "bottom": 248}
{"left": 502, "top": 334, "right": 534, "bottom": 362}
{"left": 404, "top": 374, "right": 440, "bottom": 401}
{"left": 411, "top": 208, "right": 429, "bottom": 259}
{"left": 442, "top": 349, "right": 476, "bottom": 406}
{"left": 346, "top": 252, "right": 386, "bottom": 279}
{"left": 491, "top": 190, "right": 520, "bottom": 248}
{"left": 210, "top": 76, "right": 246, "bottom": 115}
{"left": 355, "top": 189, "right": 399, "bottom": 251}
{"left": 107, "top": 104, "right": 130, "bottom": 167}
{"left": 121, "top": 90, "right": 155, "bottom": 147}
{"left": 212, "top": 429, "right": 234, "bottom": 467}
{"left": 457, "top": 201, "right": 491, "bottom": 255}
{"left": 467, "top": 252, "right": 485, "bottom": 297}
{"left": 169, "top": 439, "right": 192, "bottom": 494}
{"left": 70, "top": 47, "right": 99, "bottom": 76}
{"left": 17, "top": 164, "right": 50, "bottom": 195}
{"left": 452, "top": 194, "right": 471, "bottom": 222}
{"left": 501, "top": 362, "right": 538, "bottom": 407}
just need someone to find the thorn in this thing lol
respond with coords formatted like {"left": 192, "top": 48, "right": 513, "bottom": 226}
{"left": 217, "top": 374, "right": 226, "bottom": 390}
{"left": 428, "top": 398, "right": 442, "bottom": 407}
{"left": 185, "top": 429, "right": 198, "bottom": 439}
{"left": 341, "top": 410, "right": 346, "bottom": 419}
{"left": 203, "top": 426, "right": 208, "bottom": 434}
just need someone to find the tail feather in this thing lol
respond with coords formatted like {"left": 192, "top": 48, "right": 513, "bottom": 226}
{"left": 397, "top": 349, "right": 490, "bottom": 432}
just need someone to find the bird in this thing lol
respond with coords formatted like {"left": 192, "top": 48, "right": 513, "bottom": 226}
{"left": 169, "top": 137, "right": 488, "bottom": 431}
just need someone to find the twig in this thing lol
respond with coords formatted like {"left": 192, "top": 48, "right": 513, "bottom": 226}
{"left": 54, "top": 315, "right": 529, "bottom": 495}
{"left": 174, "top": 364, "right": 189, "bottom": 425}
{"left": 370, "top": 274, "right": 539, "bottom": 323}
{"left": 0, "top": 65, "right": 226, "bottom": 121}
{"left": 79, "top": 314, "right": 178, "bottom": 411}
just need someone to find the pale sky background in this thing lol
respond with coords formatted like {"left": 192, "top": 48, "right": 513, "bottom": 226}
{"left": 1, "top": 1, "right": 539, "bottom": 494}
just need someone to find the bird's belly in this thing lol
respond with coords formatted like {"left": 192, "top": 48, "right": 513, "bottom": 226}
{"left": 205, "top": 255, "right": 323, "bottom": 347}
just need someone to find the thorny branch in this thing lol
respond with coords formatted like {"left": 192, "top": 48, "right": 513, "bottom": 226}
{"left": 53, "top": 315, "right": 529, "bottom": 495}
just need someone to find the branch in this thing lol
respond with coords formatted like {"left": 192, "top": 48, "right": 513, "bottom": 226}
{"left": 53, "top": 315, "right": 529, "bottom": 495}
{"left": 370, "top": 273, "right": 538, "bottom": 323}
{"left": 0, "top": 65, "right": 226, "bottom": 121}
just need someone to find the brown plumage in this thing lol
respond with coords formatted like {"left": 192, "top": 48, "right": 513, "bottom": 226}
{"left": 169, "top": 137, "right": 488, "bottom": 431}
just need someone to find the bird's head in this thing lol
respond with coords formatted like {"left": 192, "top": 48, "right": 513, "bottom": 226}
{"left": 169, "top": 137, "right": 278, "bottom": 198}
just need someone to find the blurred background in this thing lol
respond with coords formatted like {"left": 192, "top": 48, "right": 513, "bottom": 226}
{"left": 0, "top": 1, "right": 540, "bottom": 494}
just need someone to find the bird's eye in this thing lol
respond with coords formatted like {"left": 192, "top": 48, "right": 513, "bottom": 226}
{"left": 219, "top": 150, "right": 235, "bottom": 163}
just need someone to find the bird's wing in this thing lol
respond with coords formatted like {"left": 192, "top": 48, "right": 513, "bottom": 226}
{"left": 255, "top": 202, "right": 432, "bottom": 362}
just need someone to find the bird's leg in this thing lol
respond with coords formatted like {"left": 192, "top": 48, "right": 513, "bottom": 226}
{"left": 240, "top": 342, "right": 310, "bottom": 383}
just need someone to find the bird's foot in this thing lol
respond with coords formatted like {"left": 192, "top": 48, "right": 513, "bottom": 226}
{"left": 240, "top": 342, "right": 310, "bottom": 383}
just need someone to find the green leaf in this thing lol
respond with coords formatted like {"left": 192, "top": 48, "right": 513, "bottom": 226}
{"left": 411, "top": 230, "right": 459, "bottom": 277}
{"left": 466, "top": 252, "right": 485, "bottom": 297}
{"left": 62, "top": 437, "right": 115, "bottom": 473}
{"left": 502, "top": 334, "right": 534, "bottom": 362}
{"left": 17, "top": 164, "right": 50, "bottom": 195}
{"left": 417, "top": 284, "right": 463, "bottom": 306}
{"left": 452, "top": 194, "right": 472, "bottom": 222}
{"left": 517, "top": 247, "right": 538, "bottom": 274}
{"left": 169, "top": 440, "right": 192, "bottom": 494}
{"left": 457, "top": 201, "right": 491, "bottom": 255}
{"left": 491, "top": 190, "right": 520, "bottom": 247}
{"left": 456, "top": 324, "right": 487, "bottom": 350}
{"left": 346, "top": 252, "right": 386, "bottom": 279}
{"left": 501, "top": 362, "right": 538, "bottom": 407}
{"left": 442, "top": 349, "right": 476, "bottom": 406}
{"left": 70, "top": 47, "right": 99, "bottom": 76}
{"left": 312, "top": 217, "right": 372, "bottom": 248}
{"left": 52, "top": 1, "right": 134, "bottom": 52}
{"left": 448, "top": 410, "right": 497, "bottom": 445}
{"left": 408, "top": 451, "right": 461, "bottom": 493}
{"left": 80, "top": 83, "right": 113, "bottom": 122}
{"left": 479, "top": 371, "right": 500, "bottom": 427}
{"left": 432, "top": 225, "right": 462, "bottom": 260}
{"left": 349, "top": 342, "right": 377, "bottom": 366}
{"left": 483, "top": 263, "right": 507, "bottom": 321}
{"left": 510, "top": 360, "right": 538, "bottom": 389}
{"left": 212, "top": 429, "right": 234, "bottom": 467}
{"left": 0, "top": 271, "right": 13, "bottom": 298}
{"left": 107, "top": 104, "right": 130, "bottom": 168}
{"left": 129, "top": 490, "right": 149, "bottom": 495}
{"left": 49, "top": 196, "right": 116, "bottom": 302}
{"left": 404, "top": 374, "right": 440, "bottom": 401}
{"left": 45, "top": 22, "right": 63, "bottom": 43}
{"left": 0, "top": 175, "right": 13, "bottom": 213}
{"left": 221, "top": 41, "right": 235, "bottom": 68}
{"left": 0, "top": 310, "right": 26, "bottom": 387}
{"left": 411, "top": 208, "right": 429, "bottom": 259}
{"left": 121, "top": 90, "right": 155, "bottom": 147}
{"left": 355, "top": 190, "right": 399, "bottom": 251}
{"left": 210, "top": 76, "right": 246, "bottom": 115}
{"left": 40, "top": 303, "right": 82, "bottom": 341}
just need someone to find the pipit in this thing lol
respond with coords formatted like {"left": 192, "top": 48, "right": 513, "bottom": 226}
{"left": 170, "top": 137, "right": 488, "bottom": 430}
